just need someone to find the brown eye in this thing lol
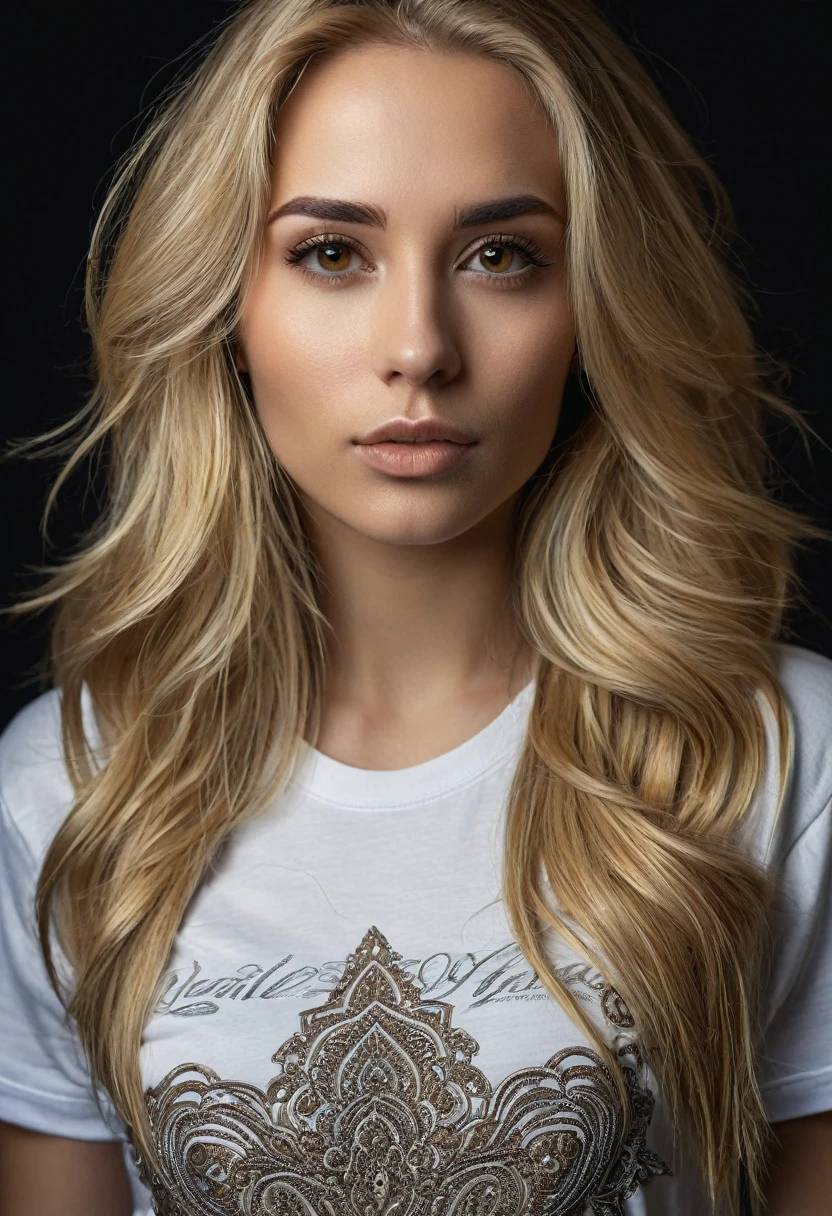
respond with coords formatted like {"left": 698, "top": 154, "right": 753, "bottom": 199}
{"left": 316, "top": 244, "right": 353, "bottom": 271}
{"left": 478, "top": 244, "right": 515, "bottom": 273}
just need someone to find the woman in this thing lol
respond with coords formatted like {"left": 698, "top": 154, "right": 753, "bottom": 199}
{"left": 0, "top": 0, "right": 829, "bottom": 1212}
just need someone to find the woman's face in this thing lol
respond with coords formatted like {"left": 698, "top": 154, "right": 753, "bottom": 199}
{"left": 239, "top": 42, "right": 574, "bottom": 547}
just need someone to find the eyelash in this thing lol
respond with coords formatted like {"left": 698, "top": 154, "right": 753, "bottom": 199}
{"left": 282, "top": 231, "right": 552, "bottom": 289}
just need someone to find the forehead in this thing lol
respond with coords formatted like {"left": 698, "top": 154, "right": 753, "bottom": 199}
{"left": 271, "top": 43, "right": 562, "bottom": 214}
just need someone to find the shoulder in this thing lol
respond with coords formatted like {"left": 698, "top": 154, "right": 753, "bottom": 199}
{"left": 0, "top": 688, "right": 77, "bottom": 869}
{"left": 775, "top": 641, "right": 832, "bottom": 730}
{"left": 774, "top": 642, "right": 832, "bottom": 825}
{"left": 751, "top": 643, "right": 832, "bottom": 868}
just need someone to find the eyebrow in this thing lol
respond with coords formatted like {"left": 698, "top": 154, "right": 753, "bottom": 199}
{"left": 266, "top": 192, "right": 564, "bottom": 229}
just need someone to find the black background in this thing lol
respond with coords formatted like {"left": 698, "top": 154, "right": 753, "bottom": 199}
{"left": 2, "top": 1, "right": 827, "bottom": 731}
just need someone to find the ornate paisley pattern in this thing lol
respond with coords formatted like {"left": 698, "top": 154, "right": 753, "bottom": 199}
{"left": 138, "top": 927, "right": 670, "bottom": 1214}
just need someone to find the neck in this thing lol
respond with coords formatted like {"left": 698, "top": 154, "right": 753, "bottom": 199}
{"left": 302, "top": 493, "right": 533, "bottom": 720}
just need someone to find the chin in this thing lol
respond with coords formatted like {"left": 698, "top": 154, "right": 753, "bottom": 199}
{"left": 350, "top": 504, "right": 489, "bottom": 548}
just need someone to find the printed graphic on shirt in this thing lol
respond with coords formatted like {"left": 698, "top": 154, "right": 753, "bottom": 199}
{"left": 154, "top": 941, "right": 535, "bottom": 1016}
{"left": 155, "top": 940, "right": 635, "bottom": 1020}
{"left": 139, "top": 927, "right": 670, "bottom": 1215}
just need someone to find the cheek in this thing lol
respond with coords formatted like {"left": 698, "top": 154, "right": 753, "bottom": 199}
{"left": 243, "top": 283, "right": 330, "bottom": 393}
{"left": 241, "top": 284, "right": 363, "bottom": 460}
{"left": 483, "top": 302, "right": 574, "bottom": 465}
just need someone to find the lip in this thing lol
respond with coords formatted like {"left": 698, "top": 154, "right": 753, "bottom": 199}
{"left": 353, "top": 416, "right": 478, "bottom": 479}
{"left": 355, "top": 417, "right": 476, "bottom": 445}
{"left": 355, "top": 439, "right": 475, "bottom": 478}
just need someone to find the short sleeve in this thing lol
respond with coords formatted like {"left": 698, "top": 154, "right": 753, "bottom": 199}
{"left": 0, "top": 788, "right": 124, "bottom": 1140}
{"left": 758, "top": 795, "right": 832, "bottom": 1122}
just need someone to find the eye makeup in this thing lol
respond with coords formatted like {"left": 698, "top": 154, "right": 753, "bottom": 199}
{"left": 282, "top": 230, "right": 553, "bottom": 289}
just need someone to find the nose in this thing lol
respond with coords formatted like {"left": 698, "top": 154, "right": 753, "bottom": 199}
{"left": 370, "top": 256, "right": 462, "bottom": 389}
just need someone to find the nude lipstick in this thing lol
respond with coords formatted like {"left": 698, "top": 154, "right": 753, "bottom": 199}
{"left": 353, "top": 417, "right": 477, "bottom": 478}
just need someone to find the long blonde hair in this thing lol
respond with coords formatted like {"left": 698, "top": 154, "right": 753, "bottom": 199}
{"left": 13, "top": 1, "right": 825, "bottom": 1211}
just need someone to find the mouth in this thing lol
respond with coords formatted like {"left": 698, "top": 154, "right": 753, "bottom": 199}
{"left": 379, "top": 437, "right": 457, "bottom": 443}
{"left": 351, "top": 415, "right": 478, "bottom": 478}
{"left": 353, "top": 436, "right": 477, "bottom": 479}
{"left": 354, "top": 416, "right": 477, "bottom": 446}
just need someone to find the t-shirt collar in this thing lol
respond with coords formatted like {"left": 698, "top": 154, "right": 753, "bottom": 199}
{"left": 290, "top": 679, "right": 535, "bottom": 810}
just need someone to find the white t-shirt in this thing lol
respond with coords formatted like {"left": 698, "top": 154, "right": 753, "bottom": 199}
{"left": 1, "top": 641, "right": 830, "bottom": 1215}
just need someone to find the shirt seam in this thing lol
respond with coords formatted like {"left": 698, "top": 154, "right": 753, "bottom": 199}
{"left": 0, "top": 784, "right": 78, "bottom": 994}
{"left": 291, "top": 739, "right": 522, "bottom": 810}
{"left": 0, "top": 786, "right": 40, "bottom": 872}
{"left": 779, "top": 792, "right": 832, "bottom": 864}
{"left": 0, "top": 1071, "right": 98, "bottom": 1106}
{"left": 760, "top": 1062, "right": 832, "bottom": 1093}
